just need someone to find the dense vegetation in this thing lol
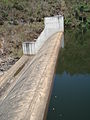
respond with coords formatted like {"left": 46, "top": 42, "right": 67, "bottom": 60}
{"left": 0, "top": 0, "right": 62, "bottom": 57}
{"left": 64, "top": 0, "right": 90, "bottom": 29}
{"left": 0, "top": 0, "right": 90, "bottom": 57}
{"left": 0, "top": 0, "right": 90, "bottom": 28}
{"left": 0, "top": 0, "right": 61, "bottom": 25}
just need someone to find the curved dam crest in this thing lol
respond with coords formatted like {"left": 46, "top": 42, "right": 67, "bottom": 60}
{"left": 0, "top": 15, "right": 64, "bottom": 120}
{"left": 0, "top": 32, "right": 63, "bottom": 120}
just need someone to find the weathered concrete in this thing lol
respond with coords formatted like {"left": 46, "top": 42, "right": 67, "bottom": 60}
{"left": 0, "top": 32, "right": 63, "bottom": 120}
{"left": 0, "top": 55, "right": 30, "bottom": 86}
{"left": 23, "top": 15, "right": 64, "bottom": 55}
{"left": 0, "top": 55, "right": 33, "bottom": 104}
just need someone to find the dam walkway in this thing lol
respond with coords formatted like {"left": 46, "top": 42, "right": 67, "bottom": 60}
{"left": 0, "top": 32, "right": 63, "bottom": 120}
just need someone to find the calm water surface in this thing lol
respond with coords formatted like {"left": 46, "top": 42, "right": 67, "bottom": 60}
{"left": 47, "top": 29, "right": 90, "bottom": 120}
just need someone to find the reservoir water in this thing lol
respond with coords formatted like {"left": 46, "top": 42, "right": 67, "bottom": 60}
{"left": 47, "top": 29, "right": 90, "bottom": 120}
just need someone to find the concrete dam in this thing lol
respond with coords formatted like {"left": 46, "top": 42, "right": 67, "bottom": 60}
{"left": 0, "top": 15, "right": 64, "bottom": 120}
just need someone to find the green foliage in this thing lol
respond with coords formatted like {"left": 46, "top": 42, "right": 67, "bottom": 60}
{"left": 3, "top": 0, "right": 8, "bottom": 3}
{"left": 0, "top": 0, "right": 90, "bottom": 29}
{"left": 0, "top": 0, "right": 61, "bottom": 24}
{"left": 70, "top": 1, "right": 90, "bottom": 29}
{"left": 13, "top": 2, "right": 24, "bottom": 11}
{"left": 65, "top": 17, "right": 72, "bottom": 27}
{"left": 78, "top": 3, "right": 90, "bottom": 12}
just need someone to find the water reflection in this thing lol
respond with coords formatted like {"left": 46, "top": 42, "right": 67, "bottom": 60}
{"left": 47, "top": 29, "right": 90, "bottom": 120}
{"left": 57, "top": 29, "right": 90, "bottom": 74}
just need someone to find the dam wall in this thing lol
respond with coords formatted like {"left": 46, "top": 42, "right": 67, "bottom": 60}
{"left": 0, "top": 15, "right": 64, "bottom": 120}
{"left": 0, "top": 32, "right": 63, "bottom": 120}
{"left": 23, "top": 15, "right": 64, "bottom": 55}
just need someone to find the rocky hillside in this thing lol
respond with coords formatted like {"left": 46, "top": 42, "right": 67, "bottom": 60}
{"left": 0, "top": 0, "right": 90, "bottom": 73}
{"left": 0, "top": 0, "right": 62, "bottom": 73}
{"left": 0, "top": 0, "right": 90, "bottom": 55}
{"left": 0, "top": 0, "right": 62, "bottom": 24}
{"left": 0, "top": 0, "right": 62, "bottom": 56}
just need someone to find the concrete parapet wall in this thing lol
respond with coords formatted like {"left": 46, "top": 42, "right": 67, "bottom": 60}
{"left": 23, "top": 15, "right": 64, "bottom": 55}
{"left": 45, "top": 15, "right": 64, "bottom": 31}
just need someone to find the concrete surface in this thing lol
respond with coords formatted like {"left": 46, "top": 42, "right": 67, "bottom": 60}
{"left": 0, "top": 32, "right": 63, "bottom": 120}
{"left": 23, "top": 15, "right": 64, "bottom": 55}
